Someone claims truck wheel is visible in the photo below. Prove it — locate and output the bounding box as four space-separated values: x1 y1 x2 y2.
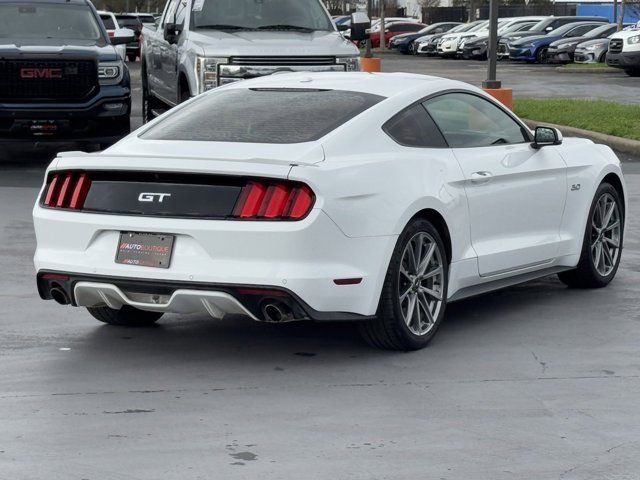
142 84 162 124
87 305 163 326
625 69 640 77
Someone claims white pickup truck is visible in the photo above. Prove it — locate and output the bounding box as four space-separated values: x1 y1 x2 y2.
606 21 640 77
140 0 361 120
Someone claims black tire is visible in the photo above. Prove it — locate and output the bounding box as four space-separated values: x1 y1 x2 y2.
179 81 191 103
141 61 161 124
87 305 163 326
624 69 640 77
127 53 137 62
558 182 624 288
359 219 449 351
536 47 548 64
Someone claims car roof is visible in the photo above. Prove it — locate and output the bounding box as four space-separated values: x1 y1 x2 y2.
221 72 474 99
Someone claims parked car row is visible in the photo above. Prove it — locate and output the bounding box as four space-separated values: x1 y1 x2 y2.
97 11 155 62
390 15 640 76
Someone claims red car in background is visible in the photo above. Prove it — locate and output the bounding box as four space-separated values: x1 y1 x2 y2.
370 22 426 48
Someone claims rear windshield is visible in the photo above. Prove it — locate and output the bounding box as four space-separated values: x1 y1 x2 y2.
0 4 103 41
141 88 385 144
100 14 115 30
116 16 142 28
137 14 155 23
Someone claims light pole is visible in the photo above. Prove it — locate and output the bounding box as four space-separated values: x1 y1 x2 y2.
482 0 500 90
365 0 373 58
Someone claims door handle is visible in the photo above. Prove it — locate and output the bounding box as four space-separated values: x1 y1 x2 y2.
470 171 493 184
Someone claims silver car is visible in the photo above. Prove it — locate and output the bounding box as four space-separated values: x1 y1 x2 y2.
575 37 611 63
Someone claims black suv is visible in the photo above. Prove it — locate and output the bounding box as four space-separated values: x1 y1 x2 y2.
0 0 133 149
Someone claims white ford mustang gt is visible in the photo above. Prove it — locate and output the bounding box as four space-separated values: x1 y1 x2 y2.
33 72 626 350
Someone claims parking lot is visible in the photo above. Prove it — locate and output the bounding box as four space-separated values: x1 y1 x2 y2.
2 58 640 479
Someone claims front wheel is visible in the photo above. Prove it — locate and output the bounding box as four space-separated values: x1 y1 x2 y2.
536 47 548 64
360 219 448 351
558 183 623 288
87 305 163 326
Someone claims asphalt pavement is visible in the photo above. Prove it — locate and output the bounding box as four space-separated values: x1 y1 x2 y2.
1 60 640 479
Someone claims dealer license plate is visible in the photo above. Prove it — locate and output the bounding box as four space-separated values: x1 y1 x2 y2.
115 232 174 269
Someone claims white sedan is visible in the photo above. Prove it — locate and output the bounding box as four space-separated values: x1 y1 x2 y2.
33 73 626 350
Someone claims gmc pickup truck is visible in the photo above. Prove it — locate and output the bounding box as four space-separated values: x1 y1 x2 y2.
0 0 134 148
140 0 361 121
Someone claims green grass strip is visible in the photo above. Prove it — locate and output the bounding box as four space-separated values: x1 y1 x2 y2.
514 98 640 141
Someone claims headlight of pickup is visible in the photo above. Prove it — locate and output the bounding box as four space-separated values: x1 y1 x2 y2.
628 35 640 45
195 56 228 93
98 61 123 85
337 56 361 71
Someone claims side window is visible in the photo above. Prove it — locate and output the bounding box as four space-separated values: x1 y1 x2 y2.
423 93 527 148
383 104 447 148
389 24 401 32
407 24 422 32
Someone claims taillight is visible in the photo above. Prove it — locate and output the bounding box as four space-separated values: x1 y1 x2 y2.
232 180 315 220
43 172 91 210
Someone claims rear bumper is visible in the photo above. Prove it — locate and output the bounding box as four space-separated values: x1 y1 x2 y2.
0 84 131 143
606 51 640 69
33 206 397 317
37 271 376 322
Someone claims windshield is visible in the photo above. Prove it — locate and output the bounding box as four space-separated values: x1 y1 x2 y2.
0 4 103 41
449 24 470 33
469 21 489 32
548 23 597 36
191 0 333 31
116 16 142 29
513 22 536 32
141 88 385 144
584 23 615 37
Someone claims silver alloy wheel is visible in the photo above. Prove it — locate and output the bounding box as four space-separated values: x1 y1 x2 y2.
398 232 444 336
591 192 621 277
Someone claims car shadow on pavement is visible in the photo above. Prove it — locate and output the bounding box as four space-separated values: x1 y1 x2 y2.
68 275 576 367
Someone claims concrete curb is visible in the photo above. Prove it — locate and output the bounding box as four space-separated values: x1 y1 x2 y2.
555 66 620 74
523 119 640 156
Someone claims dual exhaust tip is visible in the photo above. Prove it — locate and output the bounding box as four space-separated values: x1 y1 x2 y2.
50 287 70 306
261 301 295 323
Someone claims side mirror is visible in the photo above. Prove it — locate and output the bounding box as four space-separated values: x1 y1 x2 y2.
164 22 181 44
111 28 135 45
532 126 563 149
336 24 349 32
349 11 371 42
